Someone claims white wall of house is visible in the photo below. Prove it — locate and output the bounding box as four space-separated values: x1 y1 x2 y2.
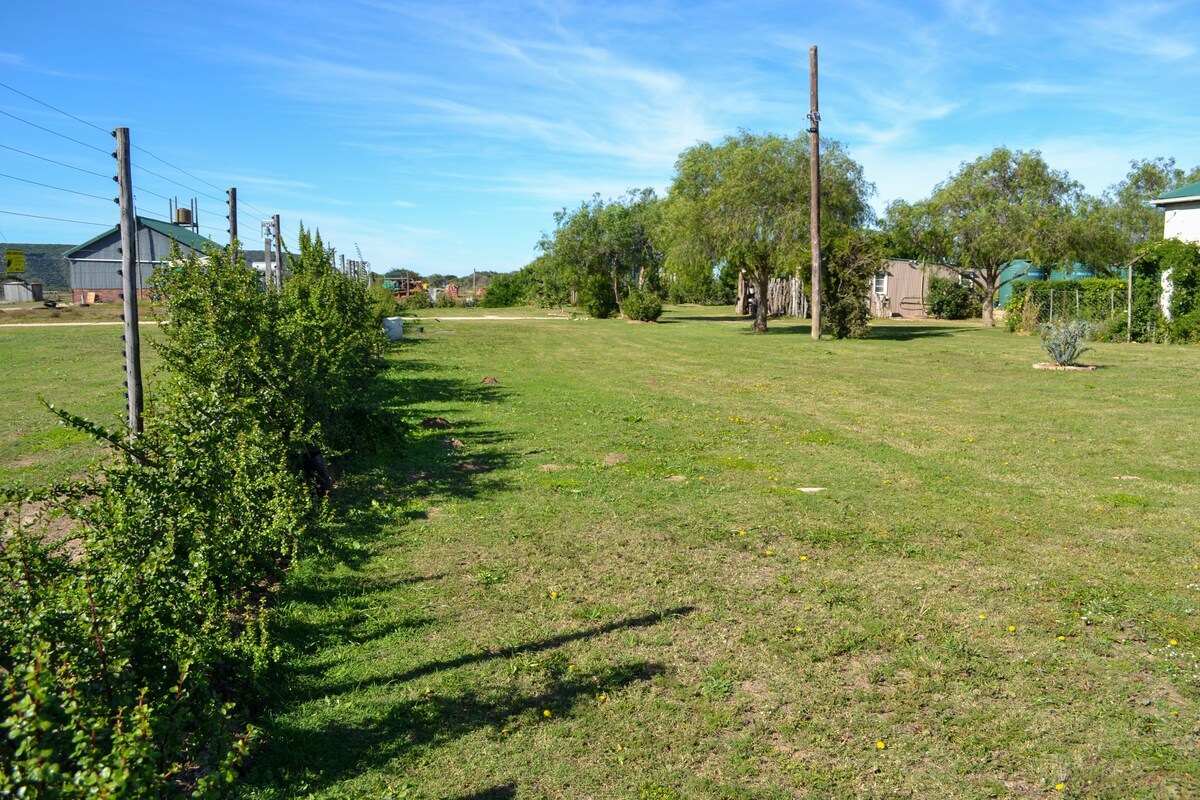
1163 201 1200 244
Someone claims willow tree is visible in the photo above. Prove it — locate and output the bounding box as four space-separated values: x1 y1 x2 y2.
662 131 873 333
886 147 1084 327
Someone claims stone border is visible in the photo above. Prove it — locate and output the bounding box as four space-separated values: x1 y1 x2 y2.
1032 363 1098 371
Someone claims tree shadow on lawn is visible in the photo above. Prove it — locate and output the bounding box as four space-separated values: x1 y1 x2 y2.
732 320 981 340
243 609 691 795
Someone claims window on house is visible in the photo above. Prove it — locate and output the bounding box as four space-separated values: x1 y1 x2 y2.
873 273 888 294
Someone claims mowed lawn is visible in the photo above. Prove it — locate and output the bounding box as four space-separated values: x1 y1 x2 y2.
5 311 1199 798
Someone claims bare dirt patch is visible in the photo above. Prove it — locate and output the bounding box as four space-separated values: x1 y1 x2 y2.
603 453 630 466
537 464 576 472
420 417 453 429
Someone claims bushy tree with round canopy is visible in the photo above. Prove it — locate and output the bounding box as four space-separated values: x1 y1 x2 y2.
884 147 1086 327
662 131 874 333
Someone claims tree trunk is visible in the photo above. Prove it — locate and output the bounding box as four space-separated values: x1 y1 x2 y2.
611 266 623 317
752 270 769 332
981 282 996 327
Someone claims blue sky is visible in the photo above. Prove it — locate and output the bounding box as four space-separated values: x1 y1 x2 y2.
4 0 1200 274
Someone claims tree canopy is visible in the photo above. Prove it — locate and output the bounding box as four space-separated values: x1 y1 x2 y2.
884 147 1086 326
536 189 663 318
662 131 874 332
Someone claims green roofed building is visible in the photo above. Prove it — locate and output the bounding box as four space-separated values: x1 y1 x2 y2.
64 217 214 304
1153 179 1200 244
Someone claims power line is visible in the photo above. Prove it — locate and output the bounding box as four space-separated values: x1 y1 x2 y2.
0 143 112 180
0 209 109 226
0 80 110 135
130 162 225 204
0 172 115 203
0 108 109 155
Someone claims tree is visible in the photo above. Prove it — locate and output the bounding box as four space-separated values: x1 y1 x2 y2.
662 131 873 333
538 189 663 318
885 147 1084 327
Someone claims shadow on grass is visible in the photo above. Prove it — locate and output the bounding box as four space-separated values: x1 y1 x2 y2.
244 609 690 795
449 787 516 800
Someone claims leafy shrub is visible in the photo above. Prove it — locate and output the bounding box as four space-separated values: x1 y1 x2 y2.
402 293 431 311
1039 320 1095 365
1 228 386 796
578 273 618 319
434 292 458 309
927 275 977 319
479 271 530 307
1169 308 1200 343
622 289 663 321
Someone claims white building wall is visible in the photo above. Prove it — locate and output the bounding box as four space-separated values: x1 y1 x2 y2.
1163 201 1200 244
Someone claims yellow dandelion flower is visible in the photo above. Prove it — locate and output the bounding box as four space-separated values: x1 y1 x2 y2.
568 664 576 670
1170 639 1178 646
978 613 986 620
1008 625 1016 632
1170 710 1179 716
501 727 510 734
1057 635 1065 641
1054 783 1064 791
876 741 886 750
599 694 607 701
800 555 808 561
794 626 803 633
550 591 559 599
543 709 552 718
764 549 773 556
738 530 747 536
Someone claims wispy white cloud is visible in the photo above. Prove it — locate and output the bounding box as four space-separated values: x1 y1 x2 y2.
1079 2 1198 61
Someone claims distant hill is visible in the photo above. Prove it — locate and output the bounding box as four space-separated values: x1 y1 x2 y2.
4 243 72 289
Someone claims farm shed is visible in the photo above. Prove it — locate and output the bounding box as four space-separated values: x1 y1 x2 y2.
64 217 214 303
869 259 962 319
1153 180 1200 244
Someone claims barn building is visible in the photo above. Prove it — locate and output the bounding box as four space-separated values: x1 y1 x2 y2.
64 217 214 303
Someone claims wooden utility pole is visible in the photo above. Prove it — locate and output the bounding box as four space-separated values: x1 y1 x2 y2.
808 45 822 340
227 187 238 258
273 214 283 287
114 127 143 437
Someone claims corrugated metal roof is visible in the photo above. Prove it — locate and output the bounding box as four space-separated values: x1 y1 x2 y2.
1156 180 1200 203
63 216 214 257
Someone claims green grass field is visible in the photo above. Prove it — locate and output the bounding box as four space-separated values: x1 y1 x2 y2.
4 310 1199 798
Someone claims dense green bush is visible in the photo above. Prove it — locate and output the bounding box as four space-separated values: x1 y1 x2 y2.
434 292 458 309
926 275 977 319
1169 309 1200 343
402 293 431 311
622 289 664 321
578 273 618 319
1 229 387 796
479 271 530 307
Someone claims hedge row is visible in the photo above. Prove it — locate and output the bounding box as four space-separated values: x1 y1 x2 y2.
1 228 392 797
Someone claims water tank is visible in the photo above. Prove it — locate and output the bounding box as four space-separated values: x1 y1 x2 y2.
174 208 193 226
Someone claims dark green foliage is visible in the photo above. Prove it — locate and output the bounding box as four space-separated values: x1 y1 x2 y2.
1 229 386 796
537 190 663 313
479 270 531 307
823 232 881 339
622 289 664 322
402 293 432 310
1169 309 1200 343
434 292 458 309
926 275 977 319
578 273 618 318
